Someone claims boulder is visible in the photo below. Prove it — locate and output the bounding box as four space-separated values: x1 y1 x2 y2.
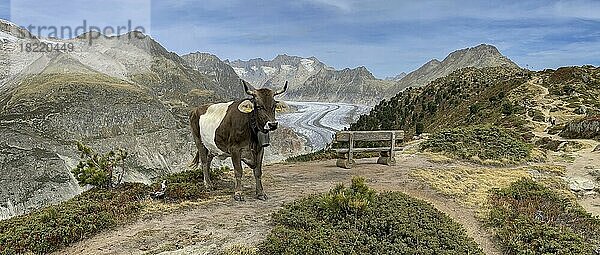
567 177 596 192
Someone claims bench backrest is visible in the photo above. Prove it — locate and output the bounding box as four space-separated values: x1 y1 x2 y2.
335 130 404 142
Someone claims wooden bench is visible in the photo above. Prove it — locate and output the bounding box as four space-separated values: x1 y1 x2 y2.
333 130 404 169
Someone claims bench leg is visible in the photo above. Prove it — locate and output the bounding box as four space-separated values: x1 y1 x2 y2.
336 153 355 169
377 151 396 166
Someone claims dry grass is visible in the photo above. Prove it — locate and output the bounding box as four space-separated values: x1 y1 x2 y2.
409 164 574 220
420 152 455 164
528 164 566 176
219 244 258 255
410 167 530 209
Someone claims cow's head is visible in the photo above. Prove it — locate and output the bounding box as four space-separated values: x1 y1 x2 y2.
238 80 287 132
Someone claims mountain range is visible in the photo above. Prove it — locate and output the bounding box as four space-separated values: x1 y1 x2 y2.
226 44 518 105
227 55 397 105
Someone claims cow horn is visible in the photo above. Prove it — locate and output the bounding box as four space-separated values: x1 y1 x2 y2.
241 79 256 97
274 81 288 96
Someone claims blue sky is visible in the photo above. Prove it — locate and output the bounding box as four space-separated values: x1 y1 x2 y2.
2 0 600 78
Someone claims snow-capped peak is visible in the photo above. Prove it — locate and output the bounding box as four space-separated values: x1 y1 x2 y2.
301 58 315 72
0 30 18 42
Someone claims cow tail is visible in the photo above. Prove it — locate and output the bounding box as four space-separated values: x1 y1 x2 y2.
190 151 200 168
189 109 201 168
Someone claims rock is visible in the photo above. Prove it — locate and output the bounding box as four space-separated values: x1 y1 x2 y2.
567 177 596 192
559 115 600 139
574 105 587 114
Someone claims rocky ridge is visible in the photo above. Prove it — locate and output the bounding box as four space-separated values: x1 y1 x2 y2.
387 44 519 94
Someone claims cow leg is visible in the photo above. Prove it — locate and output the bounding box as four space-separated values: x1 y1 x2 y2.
231 150 245 201
253 147 267 200
195 138 214 189
202 154 214 190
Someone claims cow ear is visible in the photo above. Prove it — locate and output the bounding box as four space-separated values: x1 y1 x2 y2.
275 101 288 113
238 100 254 113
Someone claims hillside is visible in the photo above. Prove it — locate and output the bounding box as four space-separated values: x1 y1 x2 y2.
227 54 394 104
352 65 600 140
387 44 519 95
0 22 305 220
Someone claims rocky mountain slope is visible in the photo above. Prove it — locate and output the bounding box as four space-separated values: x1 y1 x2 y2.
285 66 393 105
227 54 394 105
387 44 519 95
0 20 305 220
181 52 245 99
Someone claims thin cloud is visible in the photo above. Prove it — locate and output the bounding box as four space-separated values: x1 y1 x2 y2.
304 0 354 12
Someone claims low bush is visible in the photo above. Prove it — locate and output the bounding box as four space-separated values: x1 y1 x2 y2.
486 178 600 254
150 167 229 201
285 148 337 162
421 125 532 163
0 183 150 254
286 149 379 163
535 136 563 151
259 177 483 254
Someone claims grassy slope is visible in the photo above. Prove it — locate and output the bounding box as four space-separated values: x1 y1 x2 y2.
351 65 600 138
351 66 531 136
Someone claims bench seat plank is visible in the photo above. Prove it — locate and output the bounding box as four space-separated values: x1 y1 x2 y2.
334 147 403 153
335 130 404 142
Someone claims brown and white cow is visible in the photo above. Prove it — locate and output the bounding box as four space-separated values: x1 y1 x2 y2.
189 80 287 201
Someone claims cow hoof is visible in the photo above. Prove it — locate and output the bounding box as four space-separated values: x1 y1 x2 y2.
256 194 268 201
233 193 245 201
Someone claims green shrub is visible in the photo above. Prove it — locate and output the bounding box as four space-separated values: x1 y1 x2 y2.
486 178 600 254
259 177 483 254
530 109 546 122
421 125 532 163
415 122 424 135
0 183 149 254
71 142 128 189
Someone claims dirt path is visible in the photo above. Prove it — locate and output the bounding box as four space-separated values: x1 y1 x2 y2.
563 139 600 215
524 77 600 216
524 77 552 132
58 154 501 255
